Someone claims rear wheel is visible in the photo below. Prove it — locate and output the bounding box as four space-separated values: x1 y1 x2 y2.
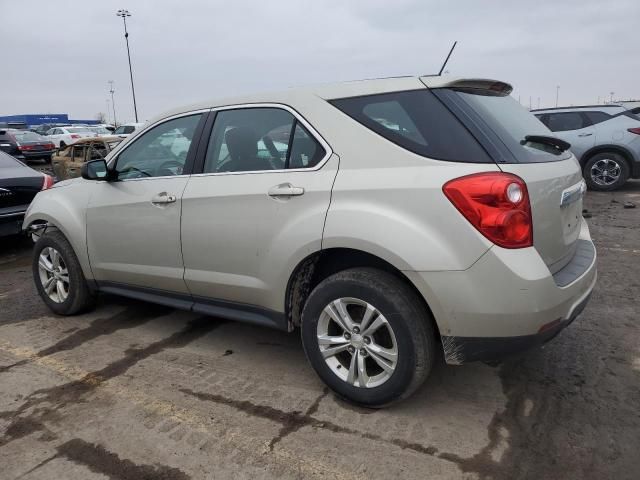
301 268 436 407
583 152 629 191
33 230 96 315
59 141 66 149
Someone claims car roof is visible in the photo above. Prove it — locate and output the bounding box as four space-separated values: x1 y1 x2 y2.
145 76 511 127
68 136 122 145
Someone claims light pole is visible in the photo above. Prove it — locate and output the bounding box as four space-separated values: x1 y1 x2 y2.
555 85 560 107
105 98 111 124
610 91 615 104
108 80 117 126
116 9 139 122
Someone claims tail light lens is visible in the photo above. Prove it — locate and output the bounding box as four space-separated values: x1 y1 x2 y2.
443 172 533 249
41 174 54 190
70 134 81 139
627 127 640 135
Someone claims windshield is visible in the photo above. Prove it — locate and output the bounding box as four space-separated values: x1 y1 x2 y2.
447 90 572 163
13 131 44 142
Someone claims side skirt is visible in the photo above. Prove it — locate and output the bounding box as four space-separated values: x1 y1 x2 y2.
97 281 288 331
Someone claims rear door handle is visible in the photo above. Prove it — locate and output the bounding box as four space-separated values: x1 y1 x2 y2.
268 183 305 197
151 192 177 205
577 133 593 137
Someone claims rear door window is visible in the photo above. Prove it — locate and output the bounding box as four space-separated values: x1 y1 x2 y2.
583 111 612 125
330 90 491 163
545 112 588 132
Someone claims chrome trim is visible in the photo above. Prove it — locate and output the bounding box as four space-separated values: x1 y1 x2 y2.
108 103 334 180
560 180 586 208
0 210 26 218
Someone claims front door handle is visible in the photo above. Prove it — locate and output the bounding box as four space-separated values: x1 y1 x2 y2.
577 133 593 137
268 183 305 197
151 192 177 205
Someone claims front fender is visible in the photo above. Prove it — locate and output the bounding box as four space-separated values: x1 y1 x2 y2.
23 181 94 281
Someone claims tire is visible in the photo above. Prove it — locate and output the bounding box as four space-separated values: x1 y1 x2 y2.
301 268 436 407
59 142 66 149
33 230 96 315
583 152 630 191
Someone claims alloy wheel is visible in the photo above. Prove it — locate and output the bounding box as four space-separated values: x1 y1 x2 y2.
590 158 621 186
317 297 398 388
38 247 70 303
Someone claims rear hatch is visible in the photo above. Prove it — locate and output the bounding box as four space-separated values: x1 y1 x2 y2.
426 78 584 273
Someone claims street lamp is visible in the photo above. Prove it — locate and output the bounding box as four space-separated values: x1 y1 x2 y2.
610 91 615 104
116 9 139 122
555 85 560 107
108 80 117 126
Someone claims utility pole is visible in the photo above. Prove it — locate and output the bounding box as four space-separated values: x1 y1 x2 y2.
108 80 117 126
555 85 560 107
105 99 111 124
610 91 615 104
117 9 139 122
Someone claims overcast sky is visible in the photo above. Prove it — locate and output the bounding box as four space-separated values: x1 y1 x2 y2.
2 0 638 123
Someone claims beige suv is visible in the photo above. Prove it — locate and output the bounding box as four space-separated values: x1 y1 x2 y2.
24 77 597 406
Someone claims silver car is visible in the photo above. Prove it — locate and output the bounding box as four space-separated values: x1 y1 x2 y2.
24 76 597 406
533 105 640 190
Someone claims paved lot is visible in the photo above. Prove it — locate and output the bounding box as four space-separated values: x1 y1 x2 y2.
0 182 638 480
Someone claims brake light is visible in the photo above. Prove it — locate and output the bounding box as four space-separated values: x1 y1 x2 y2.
41 174 54 190
627 127 640 135
18 144 33 151
70 134 81 139
47 143 55 149
443 172 533 249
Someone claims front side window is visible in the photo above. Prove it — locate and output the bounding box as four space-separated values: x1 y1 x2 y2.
203 108 326 173
115 114 202 180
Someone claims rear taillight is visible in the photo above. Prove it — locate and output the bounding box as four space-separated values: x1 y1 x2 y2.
627 127 640 135
41 174 54 190
443 172 533 249
70 134 81 139
47 143 55 149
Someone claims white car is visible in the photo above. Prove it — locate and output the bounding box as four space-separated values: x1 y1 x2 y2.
113 122 145 138
45 126 97 148
86 126 115 138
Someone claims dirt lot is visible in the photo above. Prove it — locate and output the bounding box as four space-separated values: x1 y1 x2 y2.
0 182 638 480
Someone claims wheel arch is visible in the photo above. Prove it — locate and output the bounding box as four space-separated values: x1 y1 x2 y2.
285 247 442 342
579 144 635 168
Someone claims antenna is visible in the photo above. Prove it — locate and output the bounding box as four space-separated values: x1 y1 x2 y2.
438 41 457 76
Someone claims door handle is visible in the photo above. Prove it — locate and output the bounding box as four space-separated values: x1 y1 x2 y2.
268 183 305 197
577 133 593 137
151 192 177 205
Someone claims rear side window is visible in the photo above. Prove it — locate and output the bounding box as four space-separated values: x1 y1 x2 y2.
584 111 612 125
330 90 491 163
546 112 588 132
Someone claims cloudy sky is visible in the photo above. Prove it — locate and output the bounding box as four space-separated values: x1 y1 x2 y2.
2 0 638 123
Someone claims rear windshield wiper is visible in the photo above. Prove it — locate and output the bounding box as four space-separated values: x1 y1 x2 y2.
521 135 571 152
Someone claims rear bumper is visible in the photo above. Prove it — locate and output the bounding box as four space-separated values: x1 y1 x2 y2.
406 218 597 364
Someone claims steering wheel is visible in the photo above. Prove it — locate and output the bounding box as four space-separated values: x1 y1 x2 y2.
262 135 285 169
156 160 184 177
118 165 152 179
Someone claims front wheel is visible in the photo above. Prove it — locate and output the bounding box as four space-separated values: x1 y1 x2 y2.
33 230 96 315
301 268 436 407
583 152 629 191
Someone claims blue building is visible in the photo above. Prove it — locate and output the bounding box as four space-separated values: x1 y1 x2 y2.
0 113 99 128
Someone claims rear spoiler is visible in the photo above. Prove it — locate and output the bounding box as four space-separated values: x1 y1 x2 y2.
420 77 513 97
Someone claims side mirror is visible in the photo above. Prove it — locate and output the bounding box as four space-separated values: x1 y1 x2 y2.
81 159 110 181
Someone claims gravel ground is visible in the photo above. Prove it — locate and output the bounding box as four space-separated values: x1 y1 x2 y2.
0 181 638 480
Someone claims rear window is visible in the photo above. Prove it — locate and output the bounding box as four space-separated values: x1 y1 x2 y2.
446 91 571 163
330 90 492 163
13 131 42 142
67 127 92 133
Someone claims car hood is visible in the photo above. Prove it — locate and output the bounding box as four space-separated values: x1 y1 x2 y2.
53 177 83 189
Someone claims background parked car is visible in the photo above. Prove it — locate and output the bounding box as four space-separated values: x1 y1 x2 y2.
113 122 144 138
0 151 53 237
533 105 640 190
45 126 97 148
52 136 122 180
0 129 56 163
86 125 115 137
